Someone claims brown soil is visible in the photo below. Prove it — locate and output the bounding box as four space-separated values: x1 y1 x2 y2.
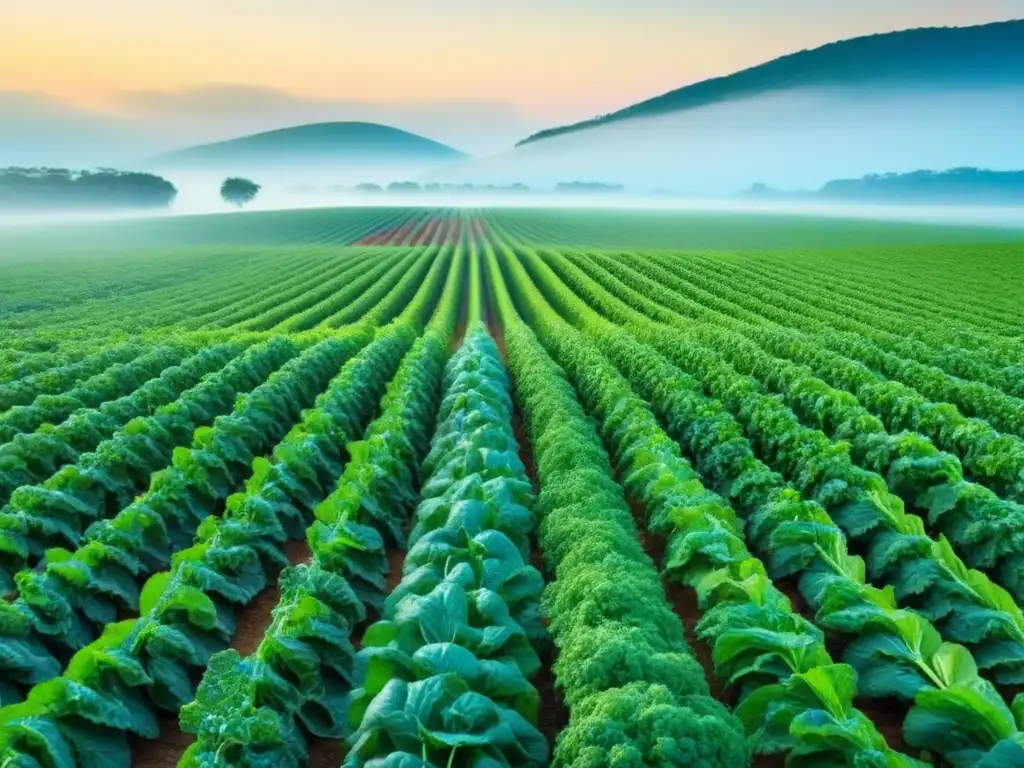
414 217 442 247
627 499 725 702
509 385 568 750
387 216 420 246
386 546 406 593
468 216 491 243
353 229 392 246
230 539 312 656
854 697 913 756
306 736 348 768
512 412 537 492
534 642 569 747
405 217 431 246
354 213 422 247
130 713 193 768
131 539 314 768
452 322 467 352
433 216 453 247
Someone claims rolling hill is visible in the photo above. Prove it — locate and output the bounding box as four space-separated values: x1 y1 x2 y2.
422 19 1024 195
150 121 467 170
519 18 1024 146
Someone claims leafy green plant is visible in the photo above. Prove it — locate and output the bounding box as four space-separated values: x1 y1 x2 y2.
179 246 465 767
346 323 548 767
483 244 749 767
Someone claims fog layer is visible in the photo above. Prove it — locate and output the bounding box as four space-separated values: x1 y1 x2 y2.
424 85 1024 193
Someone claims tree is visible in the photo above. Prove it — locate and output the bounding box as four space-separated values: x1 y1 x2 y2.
220 177 260 208
386 181 421 193
0 167 177 210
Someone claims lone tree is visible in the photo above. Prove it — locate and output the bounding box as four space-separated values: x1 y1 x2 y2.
220 177 260 208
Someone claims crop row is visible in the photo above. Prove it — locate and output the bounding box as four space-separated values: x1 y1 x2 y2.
177 241 466 766
488 231 1024 765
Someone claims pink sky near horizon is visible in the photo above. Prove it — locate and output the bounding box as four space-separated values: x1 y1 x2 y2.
3 0 1022 122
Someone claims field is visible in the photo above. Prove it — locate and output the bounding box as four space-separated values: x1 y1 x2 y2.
1 206 1024 768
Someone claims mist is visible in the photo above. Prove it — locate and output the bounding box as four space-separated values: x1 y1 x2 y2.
4 190 1024 238
4 81 1024 231
423 85 1024 194
0 88 542 168
139 83 1024 224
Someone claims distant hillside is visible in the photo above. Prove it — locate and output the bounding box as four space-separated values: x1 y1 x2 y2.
519 19 1024 146
746 167 1024 204
151 122 467 170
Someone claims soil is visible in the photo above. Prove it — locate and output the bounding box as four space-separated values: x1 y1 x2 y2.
131 539 312 768
131 714 193 768
415 217 440 246
353 228 391 246
508 368 569 750
469 216 491 242
386 545 406 593
306 737 348 768
627 499 725 702
230 539 312 656
533 641 570 747
452 322 467 352
485 310 569 751
387 217 419 246
434 216 453 247
854 696 914 756
405 217 431 246
354 214 421 247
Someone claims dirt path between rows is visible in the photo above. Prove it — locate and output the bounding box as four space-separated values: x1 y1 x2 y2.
627 499 724 701
131 539 312 768
515 410 568 747
494 304 570 748
231 539 312 655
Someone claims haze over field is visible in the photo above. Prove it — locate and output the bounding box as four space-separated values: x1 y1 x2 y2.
427 85 1024 193
2 2 1024 222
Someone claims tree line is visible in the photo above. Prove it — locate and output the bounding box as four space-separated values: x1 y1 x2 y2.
353 181 623 194
0 168 177 210
747 167 1024 203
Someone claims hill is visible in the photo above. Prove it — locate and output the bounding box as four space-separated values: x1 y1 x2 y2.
746 167 1024 204
519 19 1024 146
150 122 467 170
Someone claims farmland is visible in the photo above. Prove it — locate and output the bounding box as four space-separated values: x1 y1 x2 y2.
1 206 1024 768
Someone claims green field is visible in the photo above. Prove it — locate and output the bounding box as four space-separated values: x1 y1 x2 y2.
1 206 1024 768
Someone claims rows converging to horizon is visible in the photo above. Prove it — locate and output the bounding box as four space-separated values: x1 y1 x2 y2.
0 207 1023 767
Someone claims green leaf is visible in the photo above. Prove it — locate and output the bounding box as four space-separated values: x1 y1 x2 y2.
905 677 1017 765
138 571 171 616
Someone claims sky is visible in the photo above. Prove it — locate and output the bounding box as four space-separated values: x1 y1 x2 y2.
1 0 1022 157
